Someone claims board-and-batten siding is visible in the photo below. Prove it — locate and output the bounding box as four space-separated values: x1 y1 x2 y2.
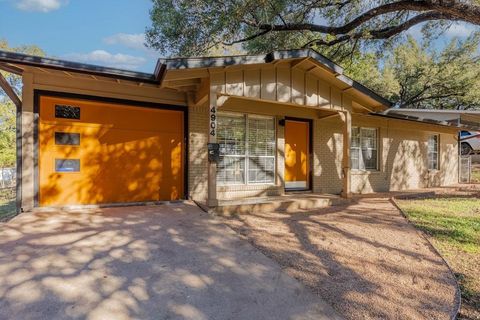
210 65 345 111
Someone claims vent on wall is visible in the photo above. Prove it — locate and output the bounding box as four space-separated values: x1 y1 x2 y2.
55 105 80 119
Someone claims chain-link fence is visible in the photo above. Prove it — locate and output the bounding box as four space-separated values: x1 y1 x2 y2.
459 156 471 183
0 167 15 189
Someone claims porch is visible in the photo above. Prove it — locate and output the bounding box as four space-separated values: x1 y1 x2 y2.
211 193 350 216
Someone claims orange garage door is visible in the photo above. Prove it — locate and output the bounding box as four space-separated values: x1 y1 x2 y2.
38 95 185 206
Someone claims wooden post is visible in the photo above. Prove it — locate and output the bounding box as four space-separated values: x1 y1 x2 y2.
207 89 218 207
341 111 351 198
0 72 21 108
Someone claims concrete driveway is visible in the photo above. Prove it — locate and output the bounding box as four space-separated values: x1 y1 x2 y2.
0 202 341 320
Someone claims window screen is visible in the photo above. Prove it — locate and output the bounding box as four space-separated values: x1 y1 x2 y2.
247 117 275 183
55 132 80 146
428 135 439 170
351 127 378 170
217 114 246 184
217 113 275 185
55 105 80 119
55 159 80 172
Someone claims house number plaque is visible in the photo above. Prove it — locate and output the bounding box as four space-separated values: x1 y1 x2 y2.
209 105 217 138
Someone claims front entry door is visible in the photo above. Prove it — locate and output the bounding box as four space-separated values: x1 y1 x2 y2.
284 119 310 190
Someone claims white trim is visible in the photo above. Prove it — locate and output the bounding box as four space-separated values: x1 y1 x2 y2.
216 112 277 186
351 126 379 171
285 181 307 189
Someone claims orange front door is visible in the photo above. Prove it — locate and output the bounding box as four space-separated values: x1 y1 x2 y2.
38 95 184 206
284 120 310 190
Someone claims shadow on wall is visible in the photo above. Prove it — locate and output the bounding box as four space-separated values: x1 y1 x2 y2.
385 138 424 191
39 125 183 206
37 101 185 206
354 133 427 194
316 120 343 195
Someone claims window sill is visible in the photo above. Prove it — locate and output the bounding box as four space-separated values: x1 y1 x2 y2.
217 183 279 190
351 169 382 175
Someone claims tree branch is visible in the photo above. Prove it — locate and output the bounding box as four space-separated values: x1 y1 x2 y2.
236 0 480 49
257 0 435 35
222 29 271 46
304 11 456 47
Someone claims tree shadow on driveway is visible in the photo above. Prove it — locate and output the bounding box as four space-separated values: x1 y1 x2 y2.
0 202 340 320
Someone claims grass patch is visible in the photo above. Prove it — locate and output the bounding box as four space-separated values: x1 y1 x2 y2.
0 188 16 220
472 165 480 183
397 197 480 320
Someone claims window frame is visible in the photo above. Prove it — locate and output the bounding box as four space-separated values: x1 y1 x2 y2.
351 126 379 171
216 113 246 185
427 134 440 171
217 112 276 186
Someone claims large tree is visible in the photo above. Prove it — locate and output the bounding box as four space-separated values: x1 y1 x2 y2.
146 0 480 56
350 34 480 110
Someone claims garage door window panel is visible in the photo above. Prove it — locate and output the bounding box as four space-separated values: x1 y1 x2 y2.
55 132 80 146
55 105 80 120
55 159 80 172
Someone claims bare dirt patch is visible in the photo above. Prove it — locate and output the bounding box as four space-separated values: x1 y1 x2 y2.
218 197 459 320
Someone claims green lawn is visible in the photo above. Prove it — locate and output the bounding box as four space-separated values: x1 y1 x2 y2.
0 188 16 221
397 197 480 320
472 164 480 183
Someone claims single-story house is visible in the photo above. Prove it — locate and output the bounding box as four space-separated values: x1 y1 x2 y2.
0 49 468 212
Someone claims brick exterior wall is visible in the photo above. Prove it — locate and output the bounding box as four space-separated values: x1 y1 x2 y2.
350 115 459 194
188 104 209 202
313 116 344 194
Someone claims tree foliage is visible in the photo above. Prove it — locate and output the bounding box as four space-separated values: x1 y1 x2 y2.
349 34 480 109
0 40 45 168
146 0 480 57
0 101 15 167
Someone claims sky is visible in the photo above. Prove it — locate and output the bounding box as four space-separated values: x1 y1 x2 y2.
0 0 158 72
0 0 478 74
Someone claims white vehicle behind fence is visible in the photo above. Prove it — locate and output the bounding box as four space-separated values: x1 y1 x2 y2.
0 167 15 189
460 131 480 155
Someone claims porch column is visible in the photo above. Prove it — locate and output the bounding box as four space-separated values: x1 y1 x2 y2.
21 72 35 211
207 89 218 207
340 111 352 198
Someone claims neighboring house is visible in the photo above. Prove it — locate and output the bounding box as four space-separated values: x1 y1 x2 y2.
0 49 471 212
386 108 480 155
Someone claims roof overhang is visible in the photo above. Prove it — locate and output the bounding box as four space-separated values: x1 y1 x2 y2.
384 108 480 130
0 50 162 84
370 111 480 131
159 49 393 109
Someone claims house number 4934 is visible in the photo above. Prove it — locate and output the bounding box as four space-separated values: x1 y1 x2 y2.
209 106 216 137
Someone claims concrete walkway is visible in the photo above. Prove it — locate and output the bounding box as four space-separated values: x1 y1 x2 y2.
0 202 341 320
